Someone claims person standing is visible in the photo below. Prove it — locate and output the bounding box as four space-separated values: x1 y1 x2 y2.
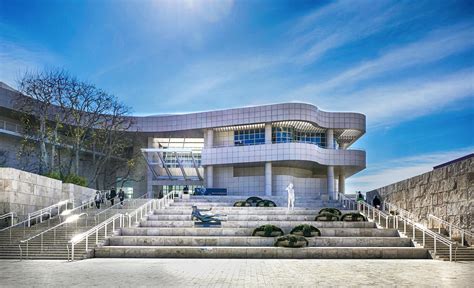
109 187 117 206
94 191 101 209
372 195 381 209
118 189 125 206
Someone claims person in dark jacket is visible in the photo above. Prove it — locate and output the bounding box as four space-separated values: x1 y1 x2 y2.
356 191 364 202
373 195 381 208
94 191 101 209
118 189 125 206
109 188 117 206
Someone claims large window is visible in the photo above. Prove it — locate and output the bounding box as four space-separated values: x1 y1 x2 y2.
272 127 293 143
272 127 327 148
234 129 265 146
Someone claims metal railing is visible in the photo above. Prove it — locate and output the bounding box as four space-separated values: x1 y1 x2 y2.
428 214 473 246
0 212 17 228
336 192 357 210
94 193 149 224
59 197 95 220
357 201 392 229
19 212 88 260
362 199 457 261
68 213 123 261
28 199 72 227
67 191 176 261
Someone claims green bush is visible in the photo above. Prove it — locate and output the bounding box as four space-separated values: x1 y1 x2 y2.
290 224 321 237
315 212 340 221
274 235 309 248
318 208 342 216
62 174 87 187
233 200 251 207
341 212 367 222
245 196 263 206
43 171 61 180
256 200 277 207
252 224 285 237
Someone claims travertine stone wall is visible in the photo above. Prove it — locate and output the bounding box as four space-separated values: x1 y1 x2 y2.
62 183 96 204
368 156 473 243
0 168 96 221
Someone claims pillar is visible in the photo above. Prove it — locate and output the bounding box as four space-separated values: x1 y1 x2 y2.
205 129 214 188
206 129 214 148
265 162 272 196
327 166 334 200
326 128 334 149
338 172 345 195
206 166 213 188
265 123 272 144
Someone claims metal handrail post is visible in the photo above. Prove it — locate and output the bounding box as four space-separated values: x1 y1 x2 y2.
412 224 415 240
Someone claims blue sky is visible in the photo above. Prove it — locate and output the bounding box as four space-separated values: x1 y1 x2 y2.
1 0 473 193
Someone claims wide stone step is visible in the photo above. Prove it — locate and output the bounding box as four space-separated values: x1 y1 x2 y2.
153 209 357 215
160 206 339 211
94 246 429 259
108 236 412 247
121 227 399 237
147 214 360 221
139 220 376 228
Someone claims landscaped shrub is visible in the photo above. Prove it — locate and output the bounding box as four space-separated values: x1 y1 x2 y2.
245 196 263 206
318 208 342 216
256 200 277 207
62 174 88 187
252 224 285 237
314 212 340 221
290 224 321 237
274 235 309 248
233 200 252 207
341 212 367 222
43 171 61 181
43 172 88 187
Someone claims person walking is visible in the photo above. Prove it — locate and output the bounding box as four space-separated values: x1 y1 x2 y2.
356 191 364 202
372 195 381 209
94 191 102 209
109 187 117 206
118 189 125 206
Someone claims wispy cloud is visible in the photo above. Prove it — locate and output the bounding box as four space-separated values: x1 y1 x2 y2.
346 146 474 192
289 0 404 65
305 22 474 93
0 40 58 87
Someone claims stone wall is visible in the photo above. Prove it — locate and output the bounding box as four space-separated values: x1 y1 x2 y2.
62 183 96 204
367 156 473 244
0 168 63 221
0 168 96 223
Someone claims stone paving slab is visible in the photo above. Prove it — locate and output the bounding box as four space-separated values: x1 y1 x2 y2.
1 259 472 287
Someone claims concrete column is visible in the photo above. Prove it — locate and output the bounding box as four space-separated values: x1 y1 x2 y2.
206 129 214 148
206 166 213 188
327 165 334 200
338 172 345 195
265 123 272 144
265 162 272 196
327 129 334 149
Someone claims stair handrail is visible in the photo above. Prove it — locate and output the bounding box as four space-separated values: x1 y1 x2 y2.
395 211 457 261
67 191 174 261
0 212 16 228
19 212 88 260
337 192 357 210
26 199 73 227
68 213 123 261
357 201 392 229
373 200 457 261
428 214 473 245
93 193 149 224
59 197 95 219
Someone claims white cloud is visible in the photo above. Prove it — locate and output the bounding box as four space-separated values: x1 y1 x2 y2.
0 41 58 88
303 23 474 93
346 147 474 193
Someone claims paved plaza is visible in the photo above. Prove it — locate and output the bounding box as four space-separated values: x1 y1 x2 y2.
0 259 472 287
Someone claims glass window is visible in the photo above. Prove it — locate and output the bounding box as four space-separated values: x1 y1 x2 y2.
233 128 265 146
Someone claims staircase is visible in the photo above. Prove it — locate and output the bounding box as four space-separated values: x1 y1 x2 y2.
0 199 148 259
95 196 429 259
